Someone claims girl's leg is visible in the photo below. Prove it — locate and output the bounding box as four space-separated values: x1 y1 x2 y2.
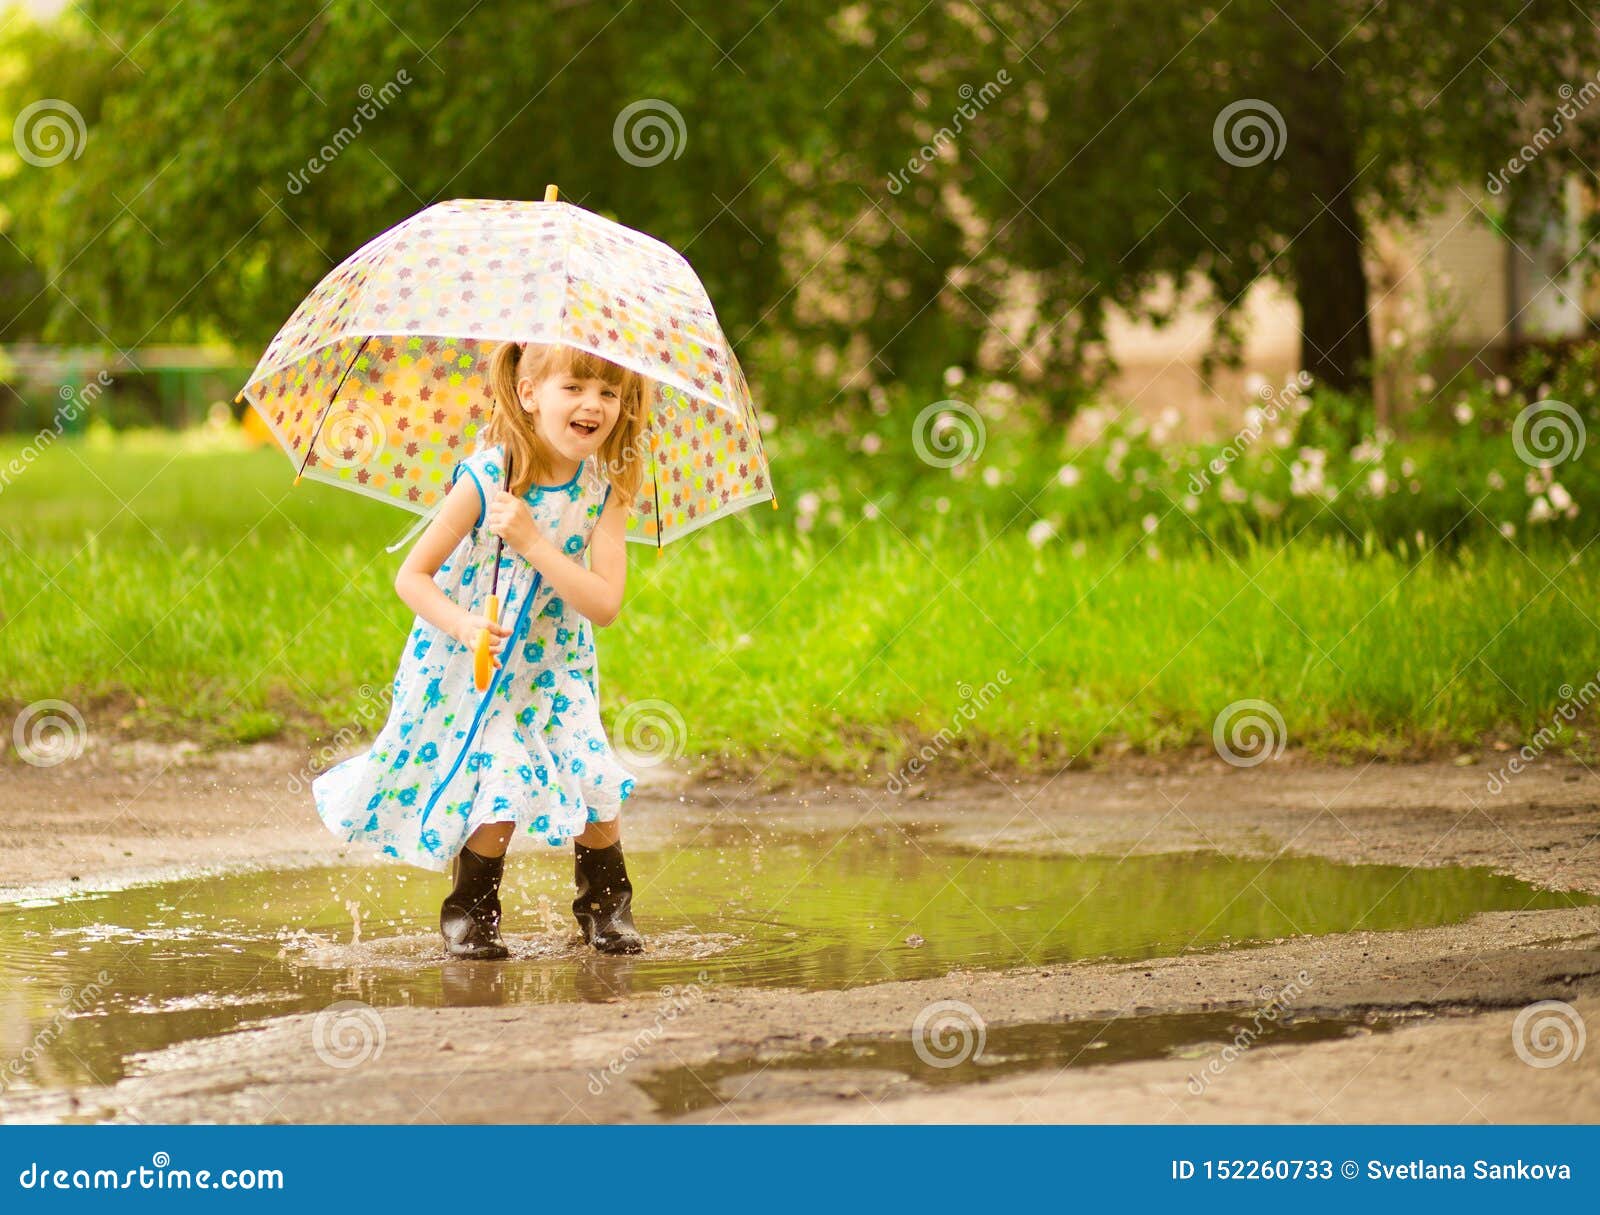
575 817 620 848
464 821 515 857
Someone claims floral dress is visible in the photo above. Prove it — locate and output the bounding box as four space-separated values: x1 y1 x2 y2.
312 443 636 872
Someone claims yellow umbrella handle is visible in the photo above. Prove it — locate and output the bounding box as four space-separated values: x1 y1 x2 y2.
473 594 500 691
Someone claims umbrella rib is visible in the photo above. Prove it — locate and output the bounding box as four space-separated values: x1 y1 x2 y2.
297 334 374 481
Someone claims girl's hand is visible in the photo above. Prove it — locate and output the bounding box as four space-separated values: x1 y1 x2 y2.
452 611 512 663
486 491 549 561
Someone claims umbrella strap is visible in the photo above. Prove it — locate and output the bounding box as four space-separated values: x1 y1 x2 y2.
384 507 439 554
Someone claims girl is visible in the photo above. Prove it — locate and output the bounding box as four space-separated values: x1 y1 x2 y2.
312 339 651 960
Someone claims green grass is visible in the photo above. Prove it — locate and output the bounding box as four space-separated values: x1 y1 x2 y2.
2 432 1598 778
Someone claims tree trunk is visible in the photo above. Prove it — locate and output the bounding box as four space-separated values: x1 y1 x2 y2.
1288 64 1373 405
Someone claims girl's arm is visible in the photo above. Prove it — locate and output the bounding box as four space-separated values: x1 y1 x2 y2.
395 478 513 663
486 488 628 626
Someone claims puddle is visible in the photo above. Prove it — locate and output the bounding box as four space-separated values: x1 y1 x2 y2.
0 830 1591 1093
637 1008 1421 1117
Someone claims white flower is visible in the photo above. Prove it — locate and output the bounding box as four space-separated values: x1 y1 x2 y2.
934 496 950 513
1070 539 1088 559
1494 375 1511 395
1141 513 1159 534
862 502 881 520
1400 458 1415 477
1486 470 1505 490
982 466 1002 487
1056 464 1081 487
1220 478 1247 504
1182 494 1200 513
1528 495 1553 523
1366 468 1389 496
1453 401 1474 425
1548 483 1572 512
1418 374 1436 394
1499 522 1516 538
796 491 820 515
943 366 966 387
1026 519 1056 548
860 433 882 455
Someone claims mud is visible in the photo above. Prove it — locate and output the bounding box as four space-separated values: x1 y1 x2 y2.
1 743 1597 1123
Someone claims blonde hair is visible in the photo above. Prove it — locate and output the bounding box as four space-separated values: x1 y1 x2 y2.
484 340 651 504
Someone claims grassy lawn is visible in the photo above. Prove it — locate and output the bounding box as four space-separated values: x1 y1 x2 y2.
1 432 1596 777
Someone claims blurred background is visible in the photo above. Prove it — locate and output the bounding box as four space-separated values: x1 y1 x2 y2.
2 0 1599 776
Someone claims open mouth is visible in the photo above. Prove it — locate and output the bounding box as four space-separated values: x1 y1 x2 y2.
569 419 600 438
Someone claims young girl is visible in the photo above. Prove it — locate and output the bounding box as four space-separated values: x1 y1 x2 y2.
312 339 651 960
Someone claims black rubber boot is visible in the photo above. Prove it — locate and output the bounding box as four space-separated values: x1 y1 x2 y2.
572 841 645 954
440 844 511 960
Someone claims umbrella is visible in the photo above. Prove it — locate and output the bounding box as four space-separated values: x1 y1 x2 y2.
237 184 776 686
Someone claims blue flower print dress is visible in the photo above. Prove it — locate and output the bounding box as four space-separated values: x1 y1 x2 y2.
312 443 637 872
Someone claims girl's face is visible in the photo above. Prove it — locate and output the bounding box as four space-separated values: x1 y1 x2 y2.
517 369 622 463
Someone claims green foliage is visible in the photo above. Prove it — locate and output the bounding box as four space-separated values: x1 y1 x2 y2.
0 2 1591 408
